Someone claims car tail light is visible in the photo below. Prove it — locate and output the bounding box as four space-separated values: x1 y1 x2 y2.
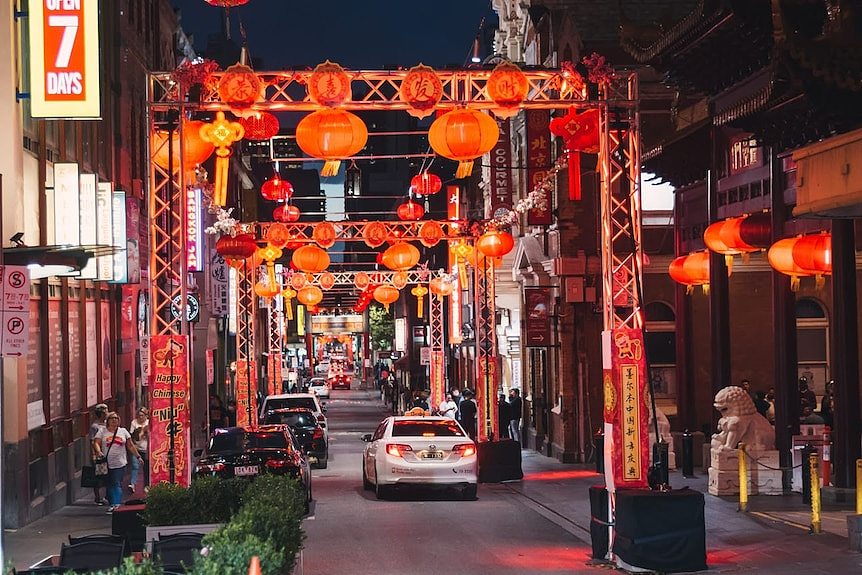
312 427 324 440
386 443 413 457
196 462 225 473
265 459 291 469
452 443 476 457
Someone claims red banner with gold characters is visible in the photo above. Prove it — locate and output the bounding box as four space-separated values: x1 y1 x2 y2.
149 335 191 486
430 350 445 410
236 359 258 429
526 109 552 226
602 328 650 490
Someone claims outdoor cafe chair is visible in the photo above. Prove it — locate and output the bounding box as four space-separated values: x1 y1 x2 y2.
58 540 124 570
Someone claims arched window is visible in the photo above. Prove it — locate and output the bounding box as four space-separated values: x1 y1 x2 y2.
796 298 829 397
645 301 676 400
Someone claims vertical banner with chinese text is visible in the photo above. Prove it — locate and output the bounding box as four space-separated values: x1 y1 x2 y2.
526 110 552 225
236 359 258 428
602 328 650 490
490 119 513 216
149 335 191 486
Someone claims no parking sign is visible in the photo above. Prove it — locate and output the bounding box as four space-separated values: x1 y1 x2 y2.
0 266 30 357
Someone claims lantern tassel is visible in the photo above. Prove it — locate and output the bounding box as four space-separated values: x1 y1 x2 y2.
791 276 800 292
417 296 424 318
702 283 710 295
724 254 734 276
284 299 293 321
458 259 468 287
213 154 230 206
815 274 825 290
568 150 582 201
321 160 341 177
685 285 694 295
455 160 474 179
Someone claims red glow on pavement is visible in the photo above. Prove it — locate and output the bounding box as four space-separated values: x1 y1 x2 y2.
523 469 598 481
706 550 736 565
491 546 592 570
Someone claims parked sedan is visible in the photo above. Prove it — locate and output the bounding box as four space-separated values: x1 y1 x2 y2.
308 377 331 399
263 408 328 469
361 416 478 500
194 426 312 511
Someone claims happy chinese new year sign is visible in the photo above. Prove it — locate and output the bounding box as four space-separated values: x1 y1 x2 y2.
602 328 650 490
28 0 101 118
149 335 191 486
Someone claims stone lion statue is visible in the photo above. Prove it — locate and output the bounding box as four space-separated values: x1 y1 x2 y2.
711 385 775 452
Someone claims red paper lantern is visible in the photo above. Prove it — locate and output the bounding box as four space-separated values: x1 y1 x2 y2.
261 176 294 202
668 252 711 294
273 204 301 223
397 200 425 221
216 234 257 263
549 108 599 201
476 230 515 258
373 284 400 311
151 120 215 172
239 112 279 141
296 109 368 177
296 286 324 307
792 233 831 275
410 172 442 195
292 245 330 273
429 277 453 298
768 237 812 291
382 242 420 271
428 109 499 178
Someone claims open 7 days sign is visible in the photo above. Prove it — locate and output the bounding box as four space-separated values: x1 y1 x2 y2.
28 0 101 119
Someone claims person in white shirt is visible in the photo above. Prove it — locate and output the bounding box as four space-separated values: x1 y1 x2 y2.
128 408 149 494
94 412 143 512
438 393 457 419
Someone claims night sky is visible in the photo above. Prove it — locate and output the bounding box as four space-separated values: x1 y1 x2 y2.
172 0 497 69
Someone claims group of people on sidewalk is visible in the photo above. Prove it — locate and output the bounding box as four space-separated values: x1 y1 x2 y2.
87 403 150 512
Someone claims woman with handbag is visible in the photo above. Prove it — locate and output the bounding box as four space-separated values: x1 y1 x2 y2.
94 411 144 512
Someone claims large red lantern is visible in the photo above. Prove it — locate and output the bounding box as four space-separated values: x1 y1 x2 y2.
382 242 420 271
410 172 442 195
239 112 279 141
668 251 711 294
792 232 831 288
216 234 257 265
296 109 368 177
273 204 301 223
151 120 215 172
261 176 294 202
768 237 812 292
292 245 330 273
428 109 499 178
397 200 425 221
373 284 400 311
549 108 599 201
476 230 515 258
296 286 324 307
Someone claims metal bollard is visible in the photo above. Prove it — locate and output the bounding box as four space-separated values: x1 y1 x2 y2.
738 442 748 512
802 443 813 504
810 452 821 534
594 428 604 474
682 429 695 478
856 459 862 515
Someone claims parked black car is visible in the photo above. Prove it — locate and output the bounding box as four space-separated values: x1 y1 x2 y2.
263 408 328 469
194 426 312 510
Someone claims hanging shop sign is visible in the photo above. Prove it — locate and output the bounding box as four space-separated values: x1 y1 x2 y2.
526 110 552 225
187 187 202 272
395 318 407 353
209 253 229 317
489 119 512 217
235 359 258 429
78 173 97 279
602 328 650 490
54 163 80 246
28 0 101 118
149 334 191 486
524 287 551 346
110 189 128 283
170 293 200 323
95 182 113 280
447 184 463 344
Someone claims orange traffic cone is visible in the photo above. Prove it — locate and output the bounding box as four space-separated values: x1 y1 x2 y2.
248 555 261 575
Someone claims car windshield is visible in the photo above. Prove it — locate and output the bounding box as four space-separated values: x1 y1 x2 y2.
208 431 290 453
392 420 465 437
266 397 317 412
265 412 317 427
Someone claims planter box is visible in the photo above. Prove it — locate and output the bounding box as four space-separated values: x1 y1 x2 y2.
145 523 222 550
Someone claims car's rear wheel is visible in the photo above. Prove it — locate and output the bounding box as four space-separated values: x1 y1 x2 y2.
316 456 328 469
462 483 477 500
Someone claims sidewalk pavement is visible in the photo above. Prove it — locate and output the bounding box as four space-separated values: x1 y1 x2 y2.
6 448 862 573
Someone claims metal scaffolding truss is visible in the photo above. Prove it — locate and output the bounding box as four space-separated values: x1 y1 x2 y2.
286 270 434 287
235 262 257 370
148 69 588 112
254 220 469 243
474 258 498 442
428 291 445 408
267 299 282 396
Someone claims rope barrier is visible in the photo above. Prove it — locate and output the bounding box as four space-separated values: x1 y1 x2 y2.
739 446 804 471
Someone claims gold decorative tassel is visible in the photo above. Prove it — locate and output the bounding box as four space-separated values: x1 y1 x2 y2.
458 258 468 287
417 296 424 318
725 254 734 276
815 274 825 290
791 276 800 292
455 160 474 179
213 152 230 206
321 160 341 177
702 284 710 295
686 285 694 295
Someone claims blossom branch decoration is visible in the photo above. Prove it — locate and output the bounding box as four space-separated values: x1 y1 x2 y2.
204 207 239 237
488 154 567 229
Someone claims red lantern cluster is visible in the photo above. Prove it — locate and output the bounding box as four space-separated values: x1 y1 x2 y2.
239 112 280 141
410 172 442 195
261 176 294 202
397 200 425 221
273 204 301 223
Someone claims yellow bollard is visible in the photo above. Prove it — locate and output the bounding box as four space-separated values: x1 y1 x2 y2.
856 459 862 515
738 442 748 512
810 452 821 534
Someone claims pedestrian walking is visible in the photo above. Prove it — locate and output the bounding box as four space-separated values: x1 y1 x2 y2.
88 403 109 505
497 394 510 440
208 393 226 432
94 412 143 512
128 408 149 494
438 393 457 419
459 389 478 440
508 388 523 444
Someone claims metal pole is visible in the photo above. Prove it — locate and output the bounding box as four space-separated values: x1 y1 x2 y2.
166 112 177 484
738 443 748 512
0 173 6 567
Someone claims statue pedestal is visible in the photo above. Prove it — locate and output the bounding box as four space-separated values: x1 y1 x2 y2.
708 448 783 496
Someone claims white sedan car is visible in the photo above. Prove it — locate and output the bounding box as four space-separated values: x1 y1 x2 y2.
308 377 330 399
361 416 478 500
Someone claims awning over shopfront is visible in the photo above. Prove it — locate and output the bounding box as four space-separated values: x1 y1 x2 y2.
1 244 119 279
793 127 862 218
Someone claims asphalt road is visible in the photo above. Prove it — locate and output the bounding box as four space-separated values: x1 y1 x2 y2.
298 388 590 575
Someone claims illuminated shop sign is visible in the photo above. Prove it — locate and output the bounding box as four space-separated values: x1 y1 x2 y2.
28 0 101 118
53 163 80 245
78 173 97 279
111 189 127 283
96 182 113 280
187 187 202 271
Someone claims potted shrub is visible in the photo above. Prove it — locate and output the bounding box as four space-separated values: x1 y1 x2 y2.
144 476 247 542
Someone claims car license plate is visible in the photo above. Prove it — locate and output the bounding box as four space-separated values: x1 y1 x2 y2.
235 465 259 476
422 452 443 459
